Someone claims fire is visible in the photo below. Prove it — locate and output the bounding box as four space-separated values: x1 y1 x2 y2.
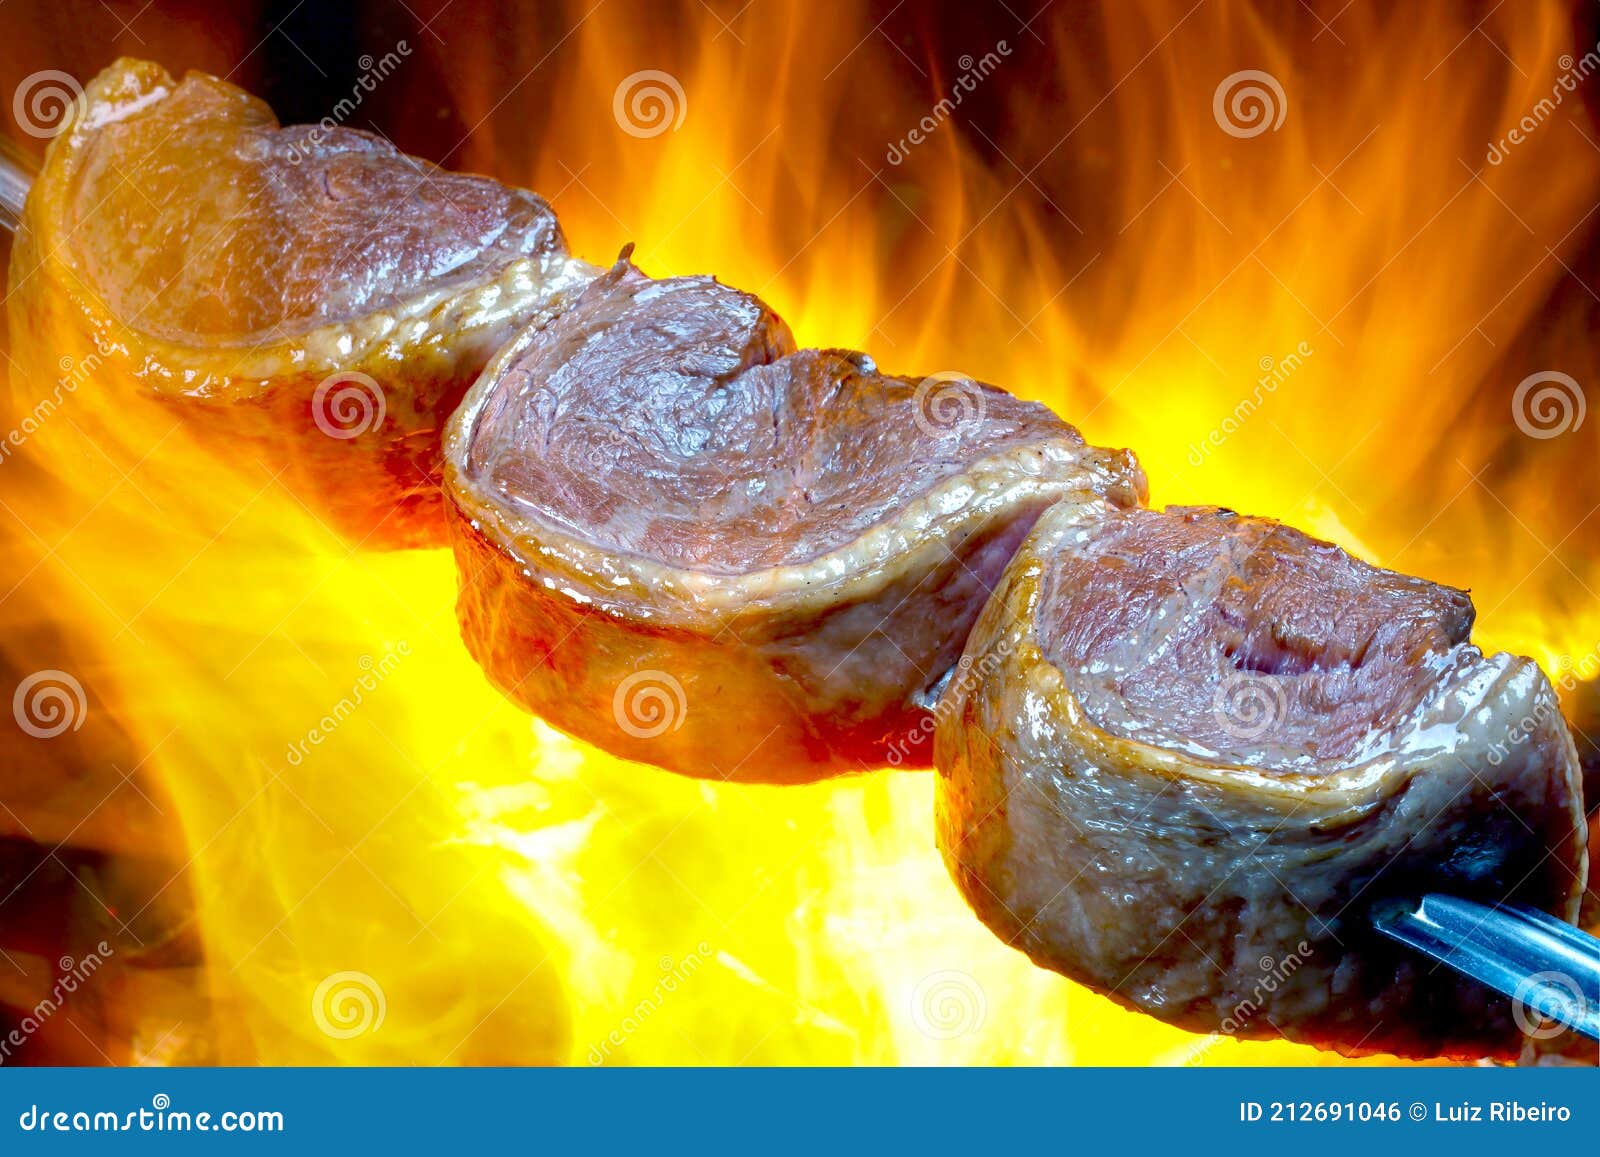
2 1 1596 1065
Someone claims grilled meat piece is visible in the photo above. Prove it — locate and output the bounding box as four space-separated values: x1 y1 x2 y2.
935 500 1588 1059
6 58 591 548
1559 677 1600 929
446 256 1145 782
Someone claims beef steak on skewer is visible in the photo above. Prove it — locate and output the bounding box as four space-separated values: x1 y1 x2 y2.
7 58 593 548
935 500 1588 1059
446 255 1145 783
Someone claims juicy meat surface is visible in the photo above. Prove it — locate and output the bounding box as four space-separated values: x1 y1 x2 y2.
464 258 1096 572
447 256 1146 782
1038 505 1476 767
74 68 565 344
464 255 796 567
935 499 1588 1060
12 58 589 549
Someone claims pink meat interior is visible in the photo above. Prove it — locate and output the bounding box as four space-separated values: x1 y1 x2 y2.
74 72 565 343
1036 505 1477 769
464 259 1086 573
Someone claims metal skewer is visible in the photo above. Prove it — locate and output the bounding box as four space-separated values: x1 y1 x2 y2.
1375 893 1600 1042
0 143 36 233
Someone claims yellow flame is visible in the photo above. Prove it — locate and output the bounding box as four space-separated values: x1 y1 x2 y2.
4 0 1597 1065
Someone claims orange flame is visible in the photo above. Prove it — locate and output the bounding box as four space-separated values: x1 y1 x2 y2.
2 0 1597 1065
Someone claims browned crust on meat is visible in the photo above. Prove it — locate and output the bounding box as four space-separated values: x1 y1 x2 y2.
934 501 1588 1060
447 457 1140 780
10 58 592 548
